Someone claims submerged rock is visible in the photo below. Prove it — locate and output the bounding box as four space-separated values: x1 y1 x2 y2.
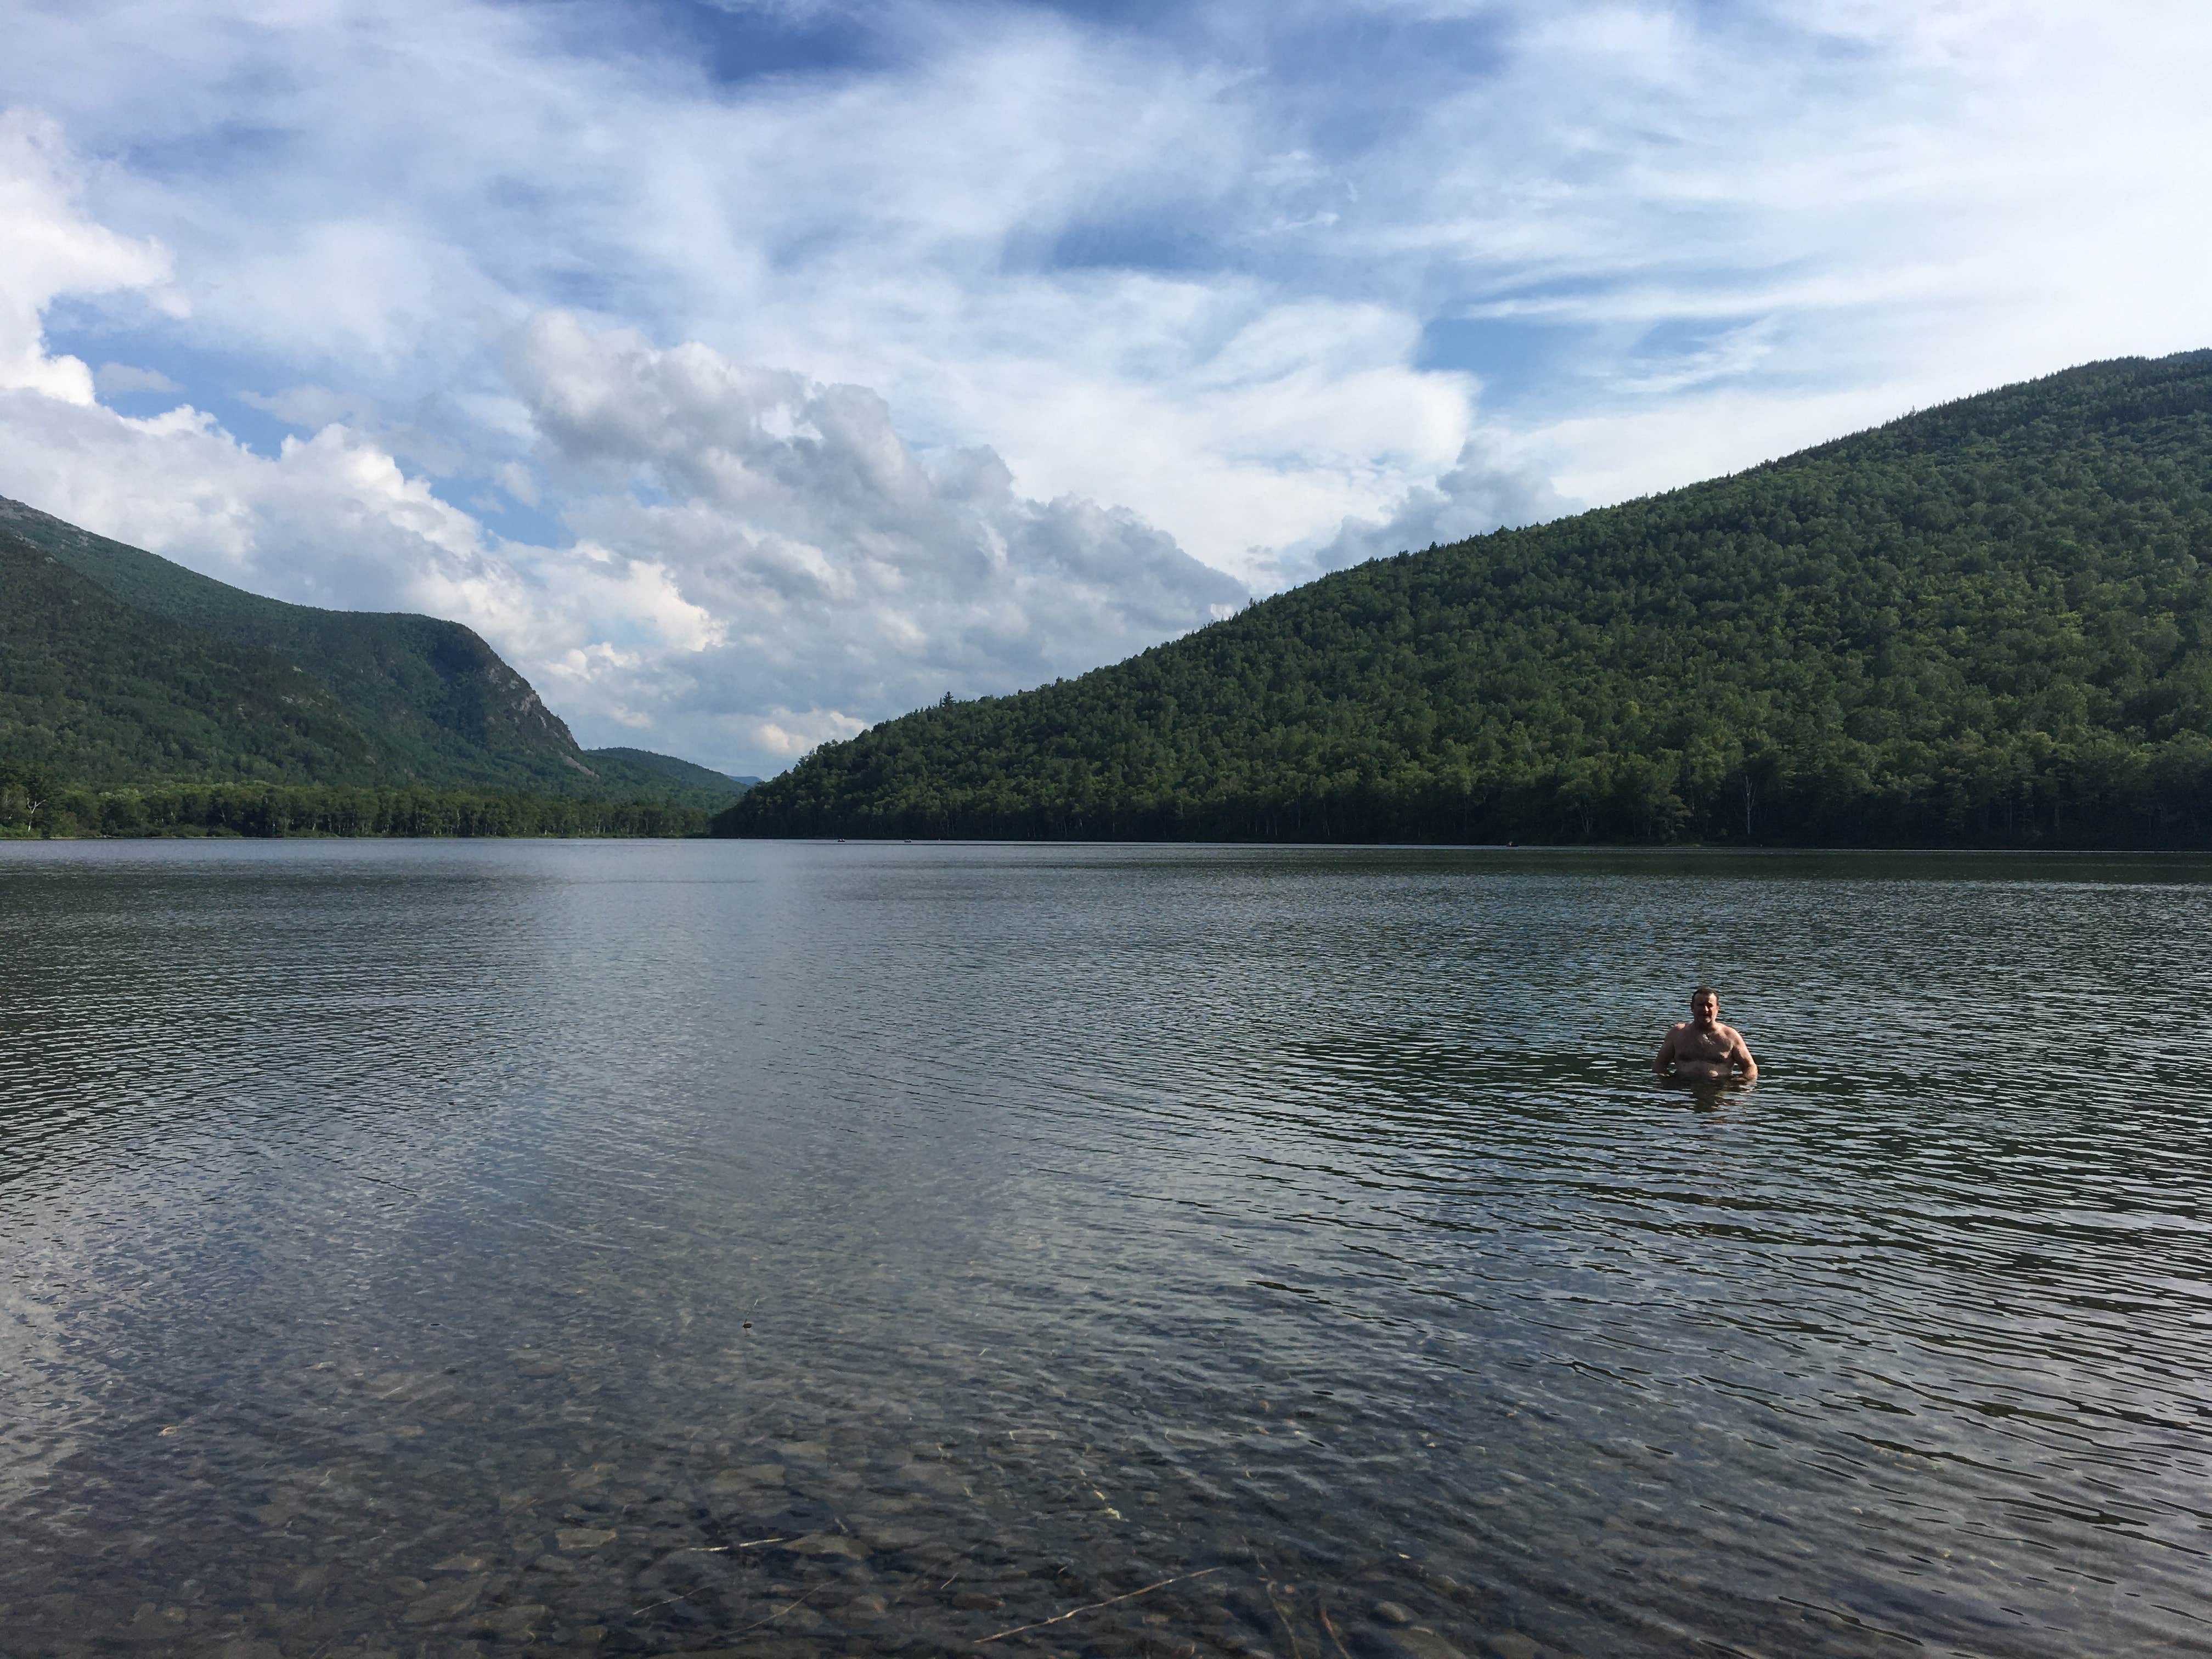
471 1601 548 1638
1385 1629 1470 1659
857 1522 932 1550
787 1533 870 1559
400 1574 487 1624
708 1465 785 1492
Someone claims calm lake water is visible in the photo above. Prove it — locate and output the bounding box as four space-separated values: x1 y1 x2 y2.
2 840 2208 1659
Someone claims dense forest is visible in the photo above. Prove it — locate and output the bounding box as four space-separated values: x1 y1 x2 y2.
0 495 744 806
0 764 709 840
720 350 2212 847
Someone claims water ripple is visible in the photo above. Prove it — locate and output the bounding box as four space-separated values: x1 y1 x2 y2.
1 840 2208 1657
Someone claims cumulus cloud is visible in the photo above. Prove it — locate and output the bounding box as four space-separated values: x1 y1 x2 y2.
0 109 177 404
510 313 1245 757
4 391 501 614
1300 437 1574 577
0 1 1488 591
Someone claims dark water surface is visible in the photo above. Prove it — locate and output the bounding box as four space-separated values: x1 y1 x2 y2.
2 841 2208 1659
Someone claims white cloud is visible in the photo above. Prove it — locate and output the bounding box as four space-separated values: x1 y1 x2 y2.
0 2 1496 586
1355 0 2212 495
0 109 177 405
754 708 871 758
1299 436 1573 577
3 391 496 612
92 361 180 396
509 312 1246 756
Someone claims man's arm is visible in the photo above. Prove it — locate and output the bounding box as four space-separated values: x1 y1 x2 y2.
1652 1024 1679 1075
1731 1030 1758 1081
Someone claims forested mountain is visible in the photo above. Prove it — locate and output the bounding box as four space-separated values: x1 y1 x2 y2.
583 747 755 795
720 350 2212 847
0 496 739 805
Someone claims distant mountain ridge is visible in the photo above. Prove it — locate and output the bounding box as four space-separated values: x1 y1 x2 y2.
0 496 743 803
720 349 2212 847
582 747 756 795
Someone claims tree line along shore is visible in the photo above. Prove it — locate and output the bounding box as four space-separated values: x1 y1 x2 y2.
0 770 712 840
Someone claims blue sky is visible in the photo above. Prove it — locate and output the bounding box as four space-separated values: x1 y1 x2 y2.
3 0 2209 774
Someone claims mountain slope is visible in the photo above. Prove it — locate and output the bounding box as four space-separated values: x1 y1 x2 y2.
0 534 387 783
0 498 733 802
720 350 2212 847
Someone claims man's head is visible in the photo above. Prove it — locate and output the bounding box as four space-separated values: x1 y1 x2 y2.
1690 986 1719 1025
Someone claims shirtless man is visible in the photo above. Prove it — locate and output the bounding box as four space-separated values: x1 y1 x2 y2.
1653 986 1757 1085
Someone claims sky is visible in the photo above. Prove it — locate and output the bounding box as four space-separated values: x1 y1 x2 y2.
2 1 2209 776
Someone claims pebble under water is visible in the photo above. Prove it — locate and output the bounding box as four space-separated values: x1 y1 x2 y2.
1 839 2208 1659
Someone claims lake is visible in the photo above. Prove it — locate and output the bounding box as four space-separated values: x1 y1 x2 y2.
1 840 2207 1659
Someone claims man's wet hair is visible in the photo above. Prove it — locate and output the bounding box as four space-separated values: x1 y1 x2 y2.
1692 985 1717 1003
